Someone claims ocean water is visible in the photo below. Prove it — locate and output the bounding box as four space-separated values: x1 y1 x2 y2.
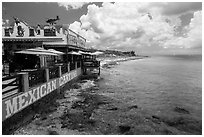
98 55 202 121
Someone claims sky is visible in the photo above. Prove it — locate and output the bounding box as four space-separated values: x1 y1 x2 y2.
2 2 202 55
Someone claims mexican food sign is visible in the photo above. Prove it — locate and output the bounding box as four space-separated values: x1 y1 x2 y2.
2 70 79 121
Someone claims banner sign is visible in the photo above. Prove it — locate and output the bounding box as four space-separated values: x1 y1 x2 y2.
2 69 79 121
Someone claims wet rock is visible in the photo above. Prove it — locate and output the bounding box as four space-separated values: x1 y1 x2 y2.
48 106 57 112
151 115 161 124
97 101 110 106
61 124 68 128
165 117 188 126
47 130 59 135
108 61 118 66
128 105 138 110
152 115 160 120
118 125 131 134
70 83 81 89
161 129 173 135
71 101 85 109
174 107 190 114
40 115 47 120
107 107 118 111
91 86 100 90
69 109 84 114
163 116 202 134
106 90 115 93
86 119 96 126
33 114 40 119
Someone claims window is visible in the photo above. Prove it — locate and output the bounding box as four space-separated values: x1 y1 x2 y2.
37 29 40 35
29 29 35 36
44 28 56 36
4 29 10 36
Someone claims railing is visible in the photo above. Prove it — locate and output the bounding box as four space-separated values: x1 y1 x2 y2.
77 61 81 68
83 60 100 67
29 29 35 36
49 66 59 79
28 69 46 87
70 62 76 71
2 62 81 96
44 28 56 36
4 28 10 37
61 64 68 74
2 74 22 99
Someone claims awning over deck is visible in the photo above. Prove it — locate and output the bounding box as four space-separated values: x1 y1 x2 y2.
67 51 82 55
91 51 104 55
78 51 104 56
47 49 64 55
15 47 62 56
78 51 91 55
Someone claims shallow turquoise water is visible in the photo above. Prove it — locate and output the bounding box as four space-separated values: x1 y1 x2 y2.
99 55 202 121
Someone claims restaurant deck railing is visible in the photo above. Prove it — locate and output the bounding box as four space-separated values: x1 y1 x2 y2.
49 66 59 80
83 60 100 67
28 69 46 87
2 74 22 99
2 61 82 99
77 61 81 68
61 63 68 74
70 62 76 71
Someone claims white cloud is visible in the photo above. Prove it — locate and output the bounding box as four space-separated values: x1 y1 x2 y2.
163 11 202 49
2 19 9 26
58 2 89 10
2 19 5 25
69 2 202 54
149 2 202 16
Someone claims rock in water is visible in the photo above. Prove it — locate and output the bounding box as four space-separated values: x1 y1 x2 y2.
152 115 160 120
118 125 131 134
128 105 138 110
107 107 118 111
47 130 59 135
174 107 190 114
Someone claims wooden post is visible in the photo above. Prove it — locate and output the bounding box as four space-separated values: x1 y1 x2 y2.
98 67 100 75
98 61 100 75
58 66 62 94
58 66 62 77
45 68 49 82
75 61 78 70
72 55 73 63
80 61 81 68
20 72 29 92
67 62 70 72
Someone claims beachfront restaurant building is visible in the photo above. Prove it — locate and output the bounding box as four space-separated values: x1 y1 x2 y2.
2 18 87 122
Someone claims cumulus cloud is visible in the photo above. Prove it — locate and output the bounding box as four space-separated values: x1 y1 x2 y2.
58 2 89 10
68 2 202 54
2 19 9 26
163 11 202 49
149 2 202 16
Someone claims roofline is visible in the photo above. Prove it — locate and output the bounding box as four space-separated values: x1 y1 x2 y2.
2 37 63 42
68 29 86 41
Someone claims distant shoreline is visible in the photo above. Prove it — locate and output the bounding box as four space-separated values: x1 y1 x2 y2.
98 56 148 68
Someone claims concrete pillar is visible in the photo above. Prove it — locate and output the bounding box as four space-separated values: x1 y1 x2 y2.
45 68 49 82
67 62 70 72
75 61 78 70
44 57 47 67
98 67 100 75
20 72 29 92
57 66 62 94
79 61 81 68
39 56 44 68
58 66 62 77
